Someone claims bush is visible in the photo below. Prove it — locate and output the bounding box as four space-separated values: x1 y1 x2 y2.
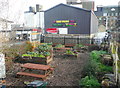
98 63 113 73
82 59 100 77
1 42 33 58
82 50 112 77
90 50 107 62
79 75 100 88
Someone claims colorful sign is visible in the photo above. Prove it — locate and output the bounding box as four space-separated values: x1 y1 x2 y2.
32 29 42 32
46 28 58 34
52 20 77 27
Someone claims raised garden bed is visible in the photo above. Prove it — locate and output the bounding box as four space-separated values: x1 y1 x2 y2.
54 47 71 53
22 55 53 65
64 54 77 57
63 53 78 59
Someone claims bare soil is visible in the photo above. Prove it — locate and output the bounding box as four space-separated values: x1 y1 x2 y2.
5 52 89 87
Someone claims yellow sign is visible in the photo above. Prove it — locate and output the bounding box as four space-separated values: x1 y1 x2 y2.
31 33 41 35
56 20 69 23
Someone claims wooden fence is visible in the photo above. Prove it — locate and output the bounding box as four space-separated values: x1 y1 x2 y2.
44 34 91 45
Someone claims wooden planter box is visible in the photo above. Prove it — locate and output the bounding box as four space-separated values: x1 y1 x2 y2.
54 47 70 53
74 47 87 53
22 55 53 64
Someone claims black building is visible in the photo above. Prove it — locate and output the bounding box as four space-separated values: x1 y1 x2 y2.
44 3 98 35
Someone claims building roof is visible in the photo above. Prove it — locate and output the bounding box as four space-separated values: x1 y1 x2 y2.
103 5 119 7
45 3 91 12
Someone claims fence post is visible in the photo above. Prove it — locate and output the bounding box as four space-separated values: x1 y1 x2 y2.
77 36 79 44
64 35 65 45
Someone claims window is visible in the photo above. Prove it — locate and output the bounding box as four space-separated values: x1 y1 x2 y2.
111 13 114 16
99 17 102 20
116 13 118 16
103 13 107 16
108 13 110 16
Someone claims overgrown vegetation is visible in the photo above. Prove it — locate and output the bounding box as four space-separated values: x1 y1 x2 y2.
80 50 113 87
0 42 33 58
80 75 100 88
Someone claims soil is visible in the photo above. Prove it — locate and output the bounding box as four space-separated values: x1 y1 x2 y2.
5 51 89 87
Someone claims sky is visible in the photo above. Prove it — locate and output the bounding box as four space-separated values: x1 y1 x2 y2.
0 0 120 24
23 0 120 11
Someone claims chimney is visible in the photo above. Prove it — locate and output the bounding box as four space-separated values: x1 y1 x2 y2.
36 4 40 12
29 6 35 12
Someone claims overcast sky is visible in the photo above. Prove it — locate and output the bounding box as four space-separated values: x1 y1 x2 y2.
0 0 119 24
23 0 120 11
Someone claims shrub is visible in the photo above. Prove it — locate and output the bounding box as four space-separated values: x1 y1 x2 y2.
98 63 113 73
1 42 33 58
82 50 112 77
90 50 107 62
82 59 100 77
79 75 100 88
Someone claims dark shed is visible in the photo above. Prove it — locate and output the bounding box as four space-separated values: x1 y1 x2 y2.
44 3 98 35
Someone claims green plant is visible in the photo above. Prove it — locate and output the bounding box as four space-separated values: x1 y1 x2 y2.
22 54 32 57
98 63 113 73
46 42 53 46
90 50 107 62
36 44 51 53
42 52 50 57
74 44 84 49
82 50 112 77
22 51 51 58
65 50 76 55
82 59 100 77
55 44 64 48
79 75 100 88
